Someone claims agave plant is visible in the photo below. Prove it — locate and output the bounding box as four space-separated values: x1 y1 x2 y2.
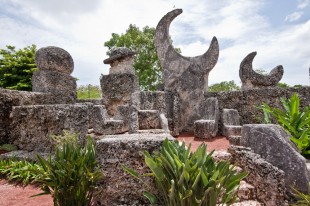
259 93 310 157
34 136 103 206
123 138 247 206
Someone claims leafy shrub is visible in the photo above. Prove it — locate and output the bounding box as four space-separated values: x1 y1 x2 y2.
77 85 101 99
50 130 79 148
259 93 310 157
34 136 103 206
0 159 42 185
123 138 247 206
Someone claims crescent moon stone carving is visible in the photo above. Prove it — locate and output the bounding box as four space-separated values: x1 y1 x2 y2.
239 52 284 90
154 9 219 131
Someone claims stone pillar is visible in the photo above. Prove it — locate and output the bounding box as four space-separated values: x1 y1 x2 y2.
100 47 139 116
32 46 77 103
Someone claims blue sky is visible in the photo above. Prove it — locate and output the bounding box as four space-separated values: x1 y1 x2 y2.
0 0 309 86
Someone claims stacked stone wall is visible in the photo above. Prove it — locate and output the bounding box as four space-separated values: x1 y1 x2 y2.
204 87 310 134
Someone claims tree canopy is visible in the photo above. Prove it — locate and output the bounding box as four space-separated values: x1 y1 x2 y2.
104 24 162 91
0 45 37 91
208 80 240 92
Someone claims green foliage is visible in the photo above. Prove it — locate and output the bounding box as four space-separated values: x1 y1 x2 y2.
0 45 37 91
77 84 101 99
50 130 79 148
259 93 310 157
0 159 42 185
104 24 181 91
277 82 290 88
123 138 247 206
291 184 310 206
208 80 240 92
0 144 17 151
34 136 103 206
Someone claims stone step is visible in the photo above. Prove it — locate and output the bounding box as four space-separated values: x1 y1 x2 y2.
223 125 242 137
228 135 241 145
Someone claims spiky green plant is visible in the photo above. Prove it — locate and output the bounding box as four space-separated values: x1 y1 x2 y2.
123 138 247 206
259 93 310 157
34 137 103 206
0 159 42 185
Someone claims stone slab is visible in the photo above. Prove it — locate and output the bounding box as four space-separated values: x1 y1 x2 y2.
240 124 309 195
10 104 88 152
95 133 173 205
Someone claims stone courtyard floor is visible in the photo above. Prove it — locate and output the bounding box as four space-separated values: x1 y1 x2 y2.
0 134 229 206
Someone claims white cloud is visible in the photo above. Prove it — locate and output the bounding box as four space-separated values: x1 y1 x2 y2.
298 0 310 9
285 11 303 22
0 0 309 87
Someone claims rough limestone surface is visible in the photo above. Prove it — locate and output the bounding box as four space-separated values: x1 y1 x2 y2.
91 105 108 132
240 124 309 195
129 91 181 135
154 9 219 132
94 134 174 206
104 46 136 74
114 105 130 131
0 88 54 144
194 120 217 139
32 69 77 103
139 91 181 136
222 109 242 139
204 87 310 134
229 145 286 206
100 73 139 116
129 92 140 134
35 46 74 75
10 104 88 152
104 47 136 65
91 105 127 135
194 97 219 138
239 52 284 90
159 113 170 133
138 110 161 130
33 46 77 103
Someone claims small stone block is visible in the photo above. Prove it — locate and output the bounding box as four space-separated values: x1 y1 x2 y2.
194 119 217 139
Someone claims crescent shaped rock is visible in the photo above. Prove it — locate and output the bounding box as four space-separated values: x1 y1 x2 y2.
239 51 284 90
154 9 219 92
154 9 219 132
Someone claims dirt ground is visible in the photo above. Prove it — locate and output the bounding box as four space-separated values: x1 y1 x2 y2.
0 134 229 206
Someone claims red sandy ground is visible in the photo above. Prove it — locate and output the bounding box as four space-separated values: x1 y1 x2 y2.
0 133 229 206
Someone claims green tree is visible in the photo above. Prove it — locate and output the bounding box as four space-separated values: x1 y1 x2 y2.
208 80 240 92
104 24 170 91
0 45 37 91
77 84 101 99
277 82 290 88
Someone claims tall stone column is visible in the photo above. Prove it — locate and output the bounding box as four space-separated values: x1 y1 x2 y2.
100 47 139 116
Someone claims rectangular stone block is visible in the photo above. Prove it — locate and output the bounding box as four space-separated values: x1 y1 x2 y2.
0 88 54 144
95 133 173 206
194 119 217 139
32 70 77 103
100 73 139 116
10 104 88 152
